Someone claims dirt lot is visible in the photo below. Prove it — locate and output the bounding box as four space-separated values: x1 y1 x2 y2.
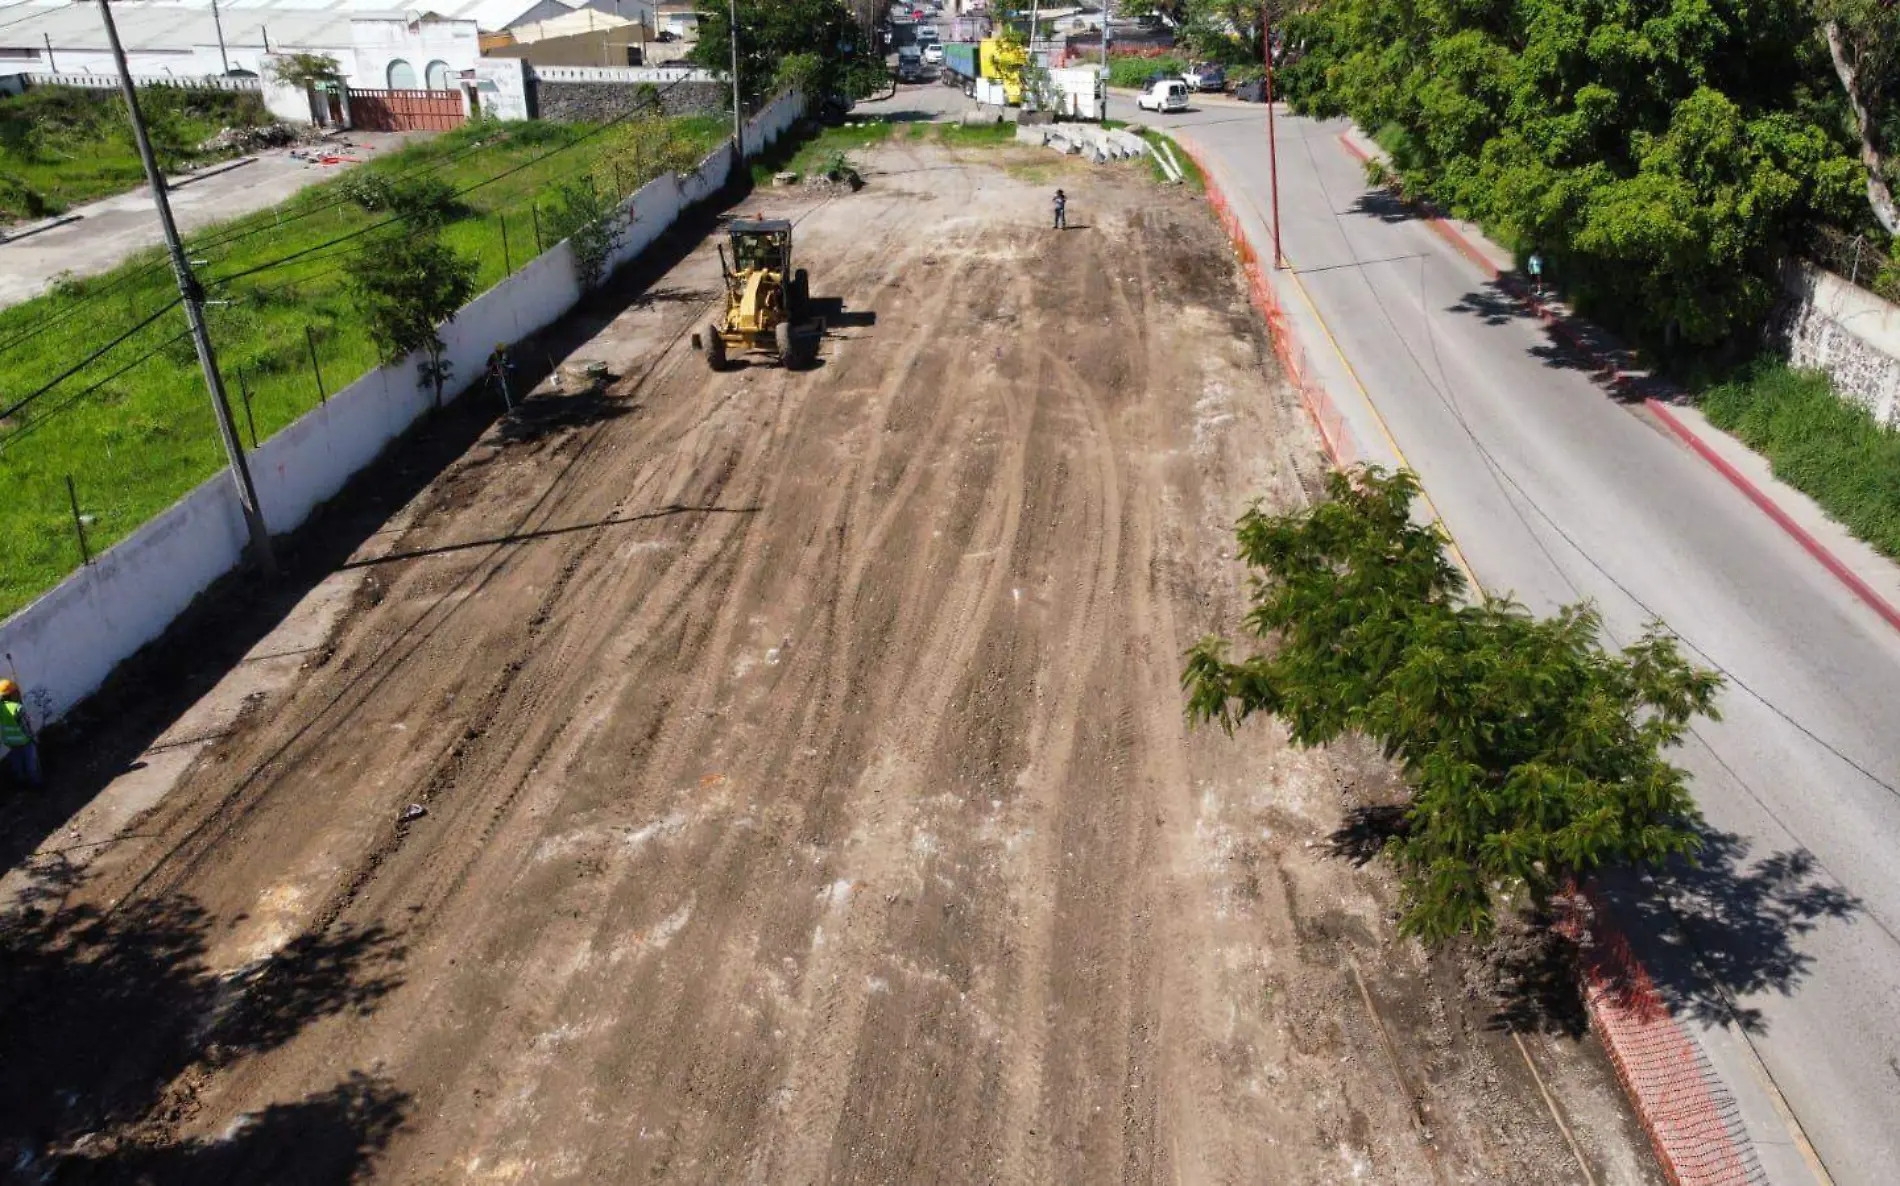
2 137 1660 1184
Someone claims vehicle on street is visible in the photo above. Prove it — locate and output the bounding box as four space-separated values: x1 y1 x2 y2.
1233 77 1267 102
922 43 943 65
1136 79 1190 113
1182 62 1225 92
898 45 924 81
917 24 939 42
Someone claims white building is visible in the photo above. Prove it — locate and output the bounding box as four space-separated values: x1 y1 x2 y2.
0 0 591 87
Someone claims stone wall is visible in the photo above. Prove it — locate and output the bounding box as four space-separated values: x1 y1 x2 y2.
1775 260 1900 427
532 79 727 122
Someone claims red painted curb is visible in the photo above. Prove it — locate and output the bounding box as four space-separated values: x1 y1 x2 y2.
1341 129 1900 639
1646 401 1900 636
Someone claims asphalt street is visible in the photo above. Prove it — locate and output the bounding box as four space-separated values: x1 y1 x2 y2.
1138 97 1900 1184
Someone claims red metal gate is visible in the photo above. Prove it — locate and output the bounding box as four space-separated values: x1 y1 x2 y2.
346 88 466 132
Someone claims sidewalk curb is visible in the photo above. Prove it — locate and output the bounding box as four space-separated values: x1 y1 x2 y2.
1339 129 1900 640
1646 403 1900 636
0 213 82 245
1202 130 1768 1186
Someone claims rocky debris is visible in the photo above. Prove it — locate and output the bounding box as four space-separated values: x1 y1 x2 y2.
196 122 315 154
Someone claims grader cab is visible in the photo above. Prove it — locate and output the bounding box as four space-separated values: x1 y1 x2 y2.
694 218 815 370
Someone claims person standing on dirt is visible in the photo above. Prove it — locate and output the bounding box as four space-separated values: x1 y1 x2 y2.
1052 189 1067 231
0 679 41 788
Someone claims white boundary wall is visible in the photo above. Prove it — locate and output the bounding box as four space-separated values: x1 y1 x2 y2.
0 89 798 725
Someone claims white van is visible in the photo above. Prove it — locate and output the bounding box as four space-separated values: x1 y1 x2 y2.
1137 79 1189 113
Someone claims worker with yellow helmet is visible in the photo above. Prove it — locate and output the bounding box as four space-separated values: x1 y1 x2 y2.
0 678 41 788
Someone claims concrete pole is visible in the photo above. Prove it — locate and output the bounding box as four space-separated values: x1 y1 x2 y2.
1099 0 1109 122
43 33 57 73
95 0 275 575
212 0 230 74
728 0 743 153
1264 9 1282 269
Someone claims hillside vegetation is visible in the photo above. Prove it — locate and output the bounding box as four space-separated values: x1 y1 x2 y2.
0 84 272 222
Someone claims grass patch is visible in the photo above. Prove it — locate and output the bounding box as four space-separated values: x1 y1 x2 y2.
0 85 272 221
0 114 727 618
933 120 1016 147
1698 360 1900 561
1136 128 1204 193
748 118 895 186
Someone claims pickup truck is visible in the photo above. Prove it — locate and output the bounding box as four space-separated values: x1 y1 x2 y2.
1181 62 1225 92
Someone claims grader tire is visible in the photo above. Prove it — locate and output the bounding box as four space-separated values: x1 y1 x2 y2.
775 321 795 366
790 269 810 320
705 327 727 372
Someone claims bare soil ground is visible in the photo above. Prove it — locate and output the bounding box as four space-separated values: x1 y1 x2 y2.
2 138 1660 1184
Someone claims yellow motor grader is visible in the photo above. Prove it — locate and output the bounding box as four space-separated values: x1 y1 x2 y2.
693 217 816 370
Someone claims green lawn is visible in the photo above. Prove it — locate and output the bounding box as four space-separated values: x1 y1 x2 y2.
1698 361 1900 562
748 118 895 186
0 85 273 222
0 115 727 618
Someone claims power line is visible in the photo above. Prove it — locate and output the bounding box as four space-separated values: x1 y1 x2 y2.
0 124 527 363
207 75 703 289
0 327 194 455
0 297 182 423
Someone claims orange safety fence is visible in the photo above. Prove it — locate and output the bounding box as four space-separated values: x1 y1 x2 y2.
1179 141 1355 468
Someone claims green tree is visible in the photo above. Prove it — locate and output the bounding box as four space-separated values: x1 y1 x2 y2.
1818 0 1900 233
267 52 343 90
1182 468 1720 941
1280 0 1864 350
691 0 886 109
345 230 478 408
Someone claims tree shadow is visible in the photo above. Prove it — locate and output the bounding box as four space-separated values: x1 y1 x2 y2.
1326 802 1407 866
1447 286 1534 327
1346 189 1422 225
48 1070 410 1185
0 870 407 1177
1610 828 1861 1032
494 388 635 446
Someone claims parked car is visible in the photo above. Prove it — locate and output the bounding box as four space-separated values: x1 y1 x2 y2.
922 42 944 65
1233 77 1267 103
1136 79 1190 113
1182 62 1225 92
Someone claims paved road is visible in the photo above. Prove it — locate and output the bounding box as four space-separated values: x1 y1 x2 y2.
0 131 418 311
1139 98 1900 1184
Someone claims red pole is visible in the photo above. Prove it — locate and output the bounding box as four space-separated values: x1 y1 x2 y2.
1264 14 1283 269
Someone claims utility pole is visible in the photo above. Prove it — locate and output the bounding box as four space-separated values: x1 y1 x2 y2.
1098 0 1109 122
1264 10 1283 268
96 0 274 575
728 0 743 152
211 0 230 74
42 33 57 73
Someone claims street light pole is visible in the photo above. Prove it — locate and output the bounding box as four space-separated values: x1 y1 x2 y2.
211 0 229 74
1264 11 1283 269
728 0 743 152
95 0 274 575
